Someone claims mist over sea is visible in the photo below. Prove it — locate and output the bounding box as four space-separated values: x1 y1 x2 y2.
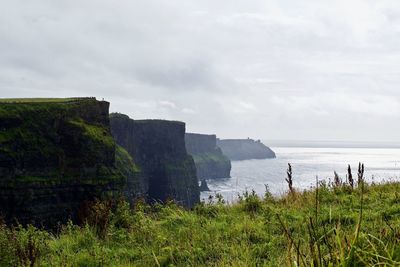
200 145 400 203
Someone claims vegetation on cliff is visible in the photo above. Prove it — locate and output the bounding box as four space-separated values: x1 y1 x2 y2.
0 98 126 225
191 151 231 179
0 97 116 180
0 98 94 103
191 151 229 165
0 181 399 266
185 133 231 180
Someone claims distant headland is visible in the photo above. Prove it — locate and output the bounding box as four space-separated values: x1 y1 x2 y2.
217 138 276 160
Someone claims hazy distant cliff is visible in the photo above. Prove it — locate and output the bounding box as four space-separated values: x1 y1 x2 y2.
110 113 200 208
217 138 276 160
185 133 231 180
0 98 126 226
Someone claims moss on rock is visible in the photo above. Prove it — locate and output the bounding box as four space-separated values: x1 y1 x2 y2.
0 98 125 226
185 133 231 180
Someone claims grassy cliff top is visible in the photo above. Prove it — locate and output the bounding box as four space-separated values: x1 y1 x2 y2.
186 132 217 138
110 112 185 125
0 97 98 103
0 97 107 119
134 119 185 124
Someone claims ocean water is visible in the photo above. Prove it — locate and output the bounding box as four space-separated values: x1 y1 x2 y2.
200 147 400 203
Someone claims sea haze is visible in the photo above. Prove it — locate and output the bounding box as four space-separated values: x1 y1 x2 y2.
201 146 400 203
265 140 400 149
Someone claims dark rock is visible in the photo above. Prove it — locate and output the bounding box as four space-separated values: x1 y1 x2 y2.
185 133 231 180
217 138 276 160
110 113 200 208
199 180 210 192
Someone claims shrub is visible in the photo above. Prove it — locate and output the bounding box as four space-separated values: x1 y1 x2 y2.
82 199 112 238
241 190 263 214
10 225 48 267
112 199 135 230
194 202 218 218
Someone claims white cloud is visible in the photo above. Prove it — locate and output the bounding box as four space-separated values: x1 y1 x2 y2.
270 93 400 117
239 101 256 111
158 100 177 109
182 108 197 114
2 0 400 141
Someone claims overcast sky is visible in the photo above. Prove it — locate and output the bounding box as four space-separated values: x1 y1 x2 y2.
2 1 400 142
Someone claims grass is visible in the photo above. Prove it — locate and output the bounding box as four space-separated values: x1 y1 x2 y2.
0 181 399 266
69 118 115 151
191 149 231 167
115 145 140 173
0 97 96 103
192 152 229 164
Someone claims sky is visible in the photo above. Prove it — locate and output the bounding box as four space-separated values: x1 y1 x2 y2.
1 0 400 142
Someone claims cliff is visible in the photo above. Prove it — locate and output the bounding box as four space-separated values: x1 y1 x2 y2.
0 98 128 226
217 138 276 160
185 133 231 180
110 113 199 208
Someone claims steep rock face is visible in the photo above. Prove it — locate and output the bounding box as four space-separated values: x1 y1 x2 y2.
185 133 231 180
0 98 127 226
217 139 276 160
110 113 199 208
115 145 145 202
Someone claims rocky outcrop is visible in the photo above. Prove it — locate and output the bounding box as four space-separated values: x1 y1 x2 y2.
110 113 199 208
199 180 210 192
217 138 276 160
185 133 231 180
0 98 127 226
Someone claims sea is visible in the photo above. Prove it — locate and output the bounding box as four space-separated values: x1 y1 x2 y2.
200 144 400 203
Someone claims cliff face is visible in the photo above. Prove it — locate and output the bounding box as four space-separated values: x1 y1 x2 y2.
185 133 231 180
110 113 199 208
217 139 276 160
0 98 126 226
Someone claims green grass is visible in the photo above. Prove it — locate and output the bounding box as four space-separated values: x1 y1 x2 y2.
69 118 115 150
1 181 399 266
0 97 96 103
192 150 230 165
115 145 140 173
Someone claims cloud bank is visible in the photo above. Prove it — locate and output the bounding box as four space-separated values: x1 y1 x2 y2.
1 0 400 141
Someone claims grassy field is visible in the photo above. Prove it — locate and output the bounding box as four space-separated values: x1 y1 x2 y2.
0 181 399 266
